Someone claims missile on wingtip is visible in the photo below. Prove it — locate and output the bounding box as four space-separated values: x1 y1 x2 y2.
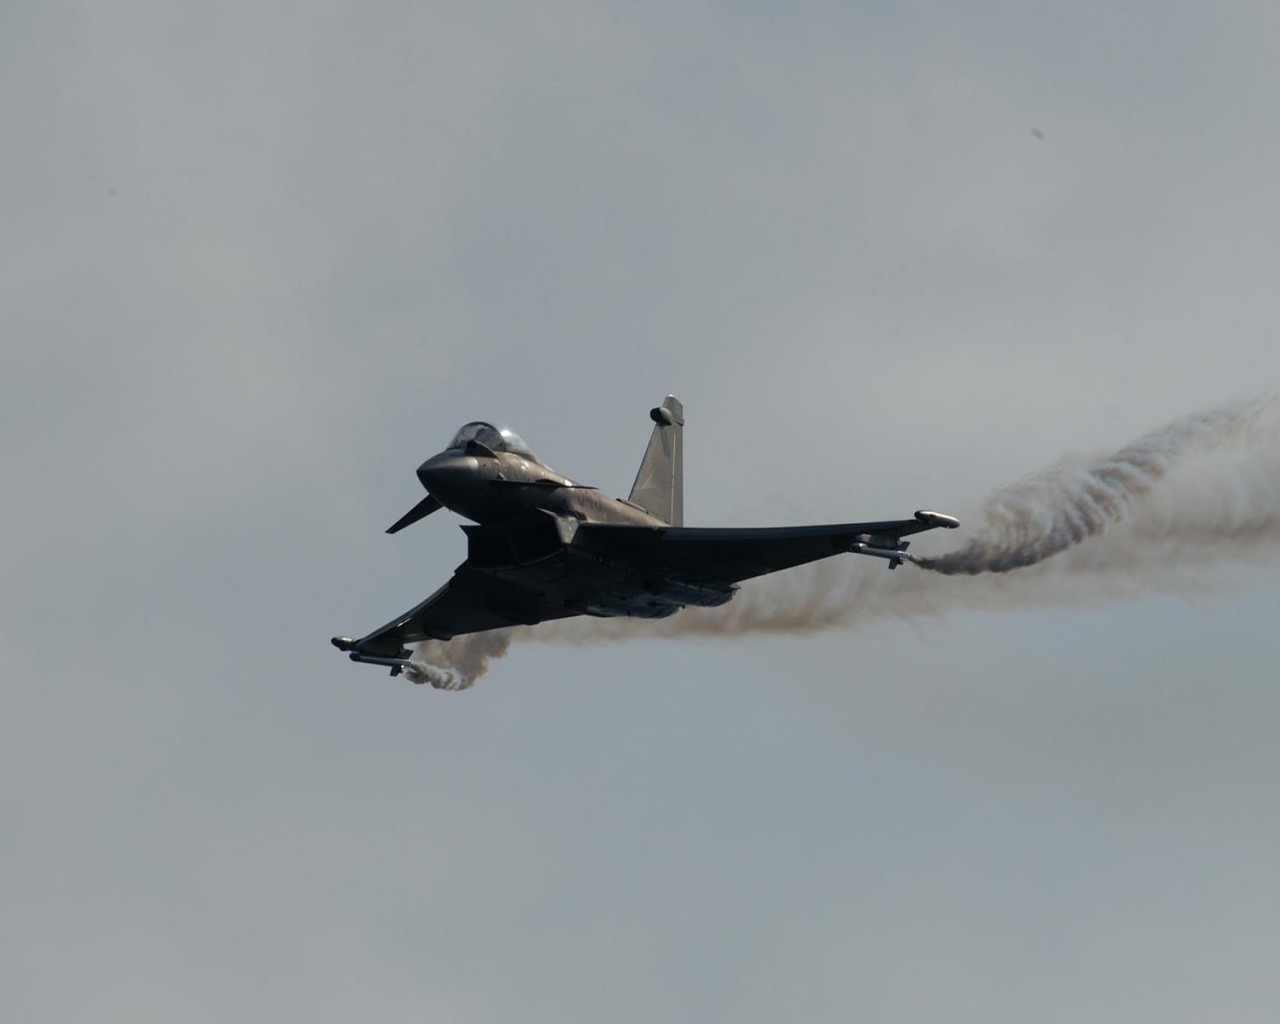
330 638 414 677
850 537 913 569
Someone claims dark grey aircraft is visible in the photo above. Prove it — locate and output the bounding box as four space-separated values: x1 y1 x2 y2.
333 396 958 677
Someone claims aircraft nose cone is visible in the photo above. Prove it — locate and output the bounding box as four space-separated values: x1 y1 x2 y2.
416 452 476 496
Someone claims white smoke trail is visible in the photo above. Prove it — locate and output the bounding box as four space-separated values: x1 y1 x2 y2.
915 398 1278 575
405 630 516 690
411 398 1280 686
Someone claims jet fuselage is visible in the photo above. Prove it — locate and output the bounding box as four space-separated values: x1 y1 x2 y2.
416 447 664 528
334 398 958 679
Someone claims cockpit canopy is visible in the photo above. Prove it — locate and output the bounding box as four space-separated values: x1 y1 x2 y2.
447 421 537 460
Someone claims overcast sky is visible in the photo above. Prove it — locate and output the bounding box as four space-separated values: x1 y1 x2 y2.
5 3 1280 1021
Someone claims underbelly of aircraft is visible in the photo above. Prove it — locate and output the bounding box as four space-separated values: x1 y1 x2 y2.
580 576 737 619
473 545 737 621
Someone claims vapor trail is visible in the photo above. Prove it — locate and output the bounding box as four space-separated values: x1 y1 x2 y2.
915 398 1277 575
405 630 516 690
412 398 1280 687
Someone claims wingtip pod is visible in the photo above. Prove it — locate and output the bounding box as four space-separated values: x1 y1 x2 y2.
649 395 685 426
915 509 960 529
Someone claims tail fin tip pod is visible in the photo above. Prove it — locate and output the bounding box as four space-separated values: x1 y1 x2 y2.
628 395 684 526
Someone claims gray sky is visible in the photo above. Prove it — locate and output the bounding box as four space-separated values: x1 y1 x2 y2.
5 3 1280 1021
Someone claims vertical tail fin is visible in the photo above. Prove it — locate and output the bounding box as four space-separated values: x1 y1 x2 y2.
628 396 684 526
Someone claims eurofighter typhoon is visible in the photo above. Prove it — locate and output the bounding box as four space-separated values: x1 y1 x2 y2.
333 397 958 676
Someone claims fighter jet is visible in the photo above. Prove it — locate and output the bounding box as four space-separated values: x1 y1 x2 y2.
332 396 958 676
